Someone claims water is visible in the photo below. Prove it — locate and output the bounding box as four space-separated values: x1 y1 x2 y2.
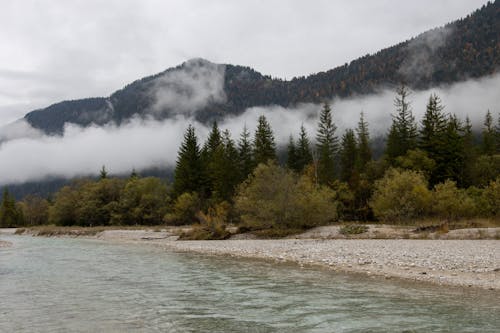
0 236 498 333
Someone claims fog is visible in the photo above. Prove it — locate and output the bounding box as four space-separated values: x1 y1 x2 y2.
0 72 498 185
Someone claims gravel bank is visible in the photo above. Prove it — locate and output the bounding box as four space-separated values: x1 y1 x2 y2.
159 239 500 290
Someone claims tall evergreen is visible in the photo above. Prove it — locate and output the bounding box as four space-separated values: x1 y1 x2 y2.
440 115 465 182
202 122 223 196
173 125 204 196
339 129 358 185
316 102 338 185
253 115 276 165
419 93 447 185
386 84 418 162
238 124 254 181
295 124 313 172
202 121 222 159
481 110 496 155
496 113 500 154
356 112 371 172
0 188 22 227
210 130 240 202
286 135 298 171
460 116 477 187
99 165 108 179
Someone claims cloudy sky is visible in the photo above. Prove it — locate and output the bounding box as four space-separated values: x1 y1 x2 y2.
0 0 490 125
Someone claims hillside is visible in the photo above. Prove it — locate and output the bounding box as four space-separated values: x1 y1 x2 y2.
23 1 500 135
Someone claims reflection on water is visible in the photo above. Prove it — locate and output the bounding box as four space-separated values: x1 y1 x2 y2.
0 236 498 332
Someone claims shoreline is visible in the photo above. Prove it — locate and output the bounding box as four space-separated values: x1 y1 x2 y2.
2 227 499 291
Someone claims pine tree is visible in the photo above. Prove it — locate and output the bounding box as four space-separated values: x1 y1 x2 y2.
0 188 21 227
356 112 372 172
460 116 477 187
210 130 240 202
173 125 204 197
440 115 465 182
295 124 313 172
496 113 500 154
386 84 418 162
316 102 338 185
238 124 254 181
253 115 276 165
340 129 358 185
482 110 496 155
202 121 222 159
286 135 298 171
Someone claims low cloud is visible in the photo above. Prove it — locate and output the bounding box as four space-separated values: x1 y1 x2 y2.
150 58 226 116
0 73 498 186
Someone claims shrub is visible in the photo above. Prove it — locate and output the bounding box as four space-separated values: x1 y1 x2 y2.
164 192 201 225
234 162 337 230
481 177 500 217
339 224 369 235
432 180 476 220
370 168 431 223
179 202 231 240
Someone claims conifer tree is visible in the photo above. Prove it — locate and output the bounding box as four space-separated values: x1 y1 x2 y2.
356 112 372 172
173 125 204 197
460 116 476 187
253 115 276 165
496 113 500 154
482 110 496 155
210 130 240 202
295 125 313 172
202 122 223 196
440 115 465 182
99 165 108 179
386 84 418 162
238 124 254 181
316 102 338 185
340 129 358 185
286 135 298 171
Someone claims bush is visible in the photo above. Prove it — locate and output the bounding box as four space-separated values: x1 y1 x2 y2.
234 162 337 230
370 168 431 223
179 202 231 240
432 180 476 220
164 192 201 225
481 177 500 217
339 224 369 235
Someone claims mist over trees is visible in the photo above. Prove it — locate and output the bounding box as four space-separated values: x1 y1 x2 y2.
2 84 499 233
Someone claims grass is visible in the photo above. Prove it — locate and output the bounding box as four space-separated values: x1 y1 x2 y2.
339 224 369 236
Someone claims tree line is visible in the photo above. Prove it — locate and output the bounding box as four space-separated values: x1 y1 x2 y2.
1 85 499 233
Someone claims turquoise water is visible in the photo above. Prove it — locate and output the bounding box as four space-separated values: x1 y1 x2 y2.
0 236 498 332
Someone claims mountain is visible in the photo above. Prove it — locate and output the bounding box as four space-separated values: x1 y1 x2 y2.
23 1 500 135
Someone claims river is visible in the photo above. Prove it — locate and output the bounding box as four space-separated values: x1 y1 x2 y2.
0 236 498 332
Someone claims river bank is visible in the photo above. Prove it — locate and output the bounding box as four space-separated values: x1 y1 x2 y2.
2 226 499 290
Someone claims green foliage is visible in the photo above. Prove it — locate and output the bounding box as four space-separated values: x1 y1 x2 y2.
432 180 476 220
394 149 436 178
286 135 298 171
386 84 418 162
179 202 231 240
173 125 205 197
235 162 337 230
253 115 277 165
99 165 108 179
0 189 23 227
480 177 500 217
164 192 201 225
370 168 431 223
238 125 255 181
339 129 358 185
296 125 313 172
18 195 49 226
112 177 169 225
49 183 84 226
316 102 338 185
470 155 500 187
356 112 372 172
481 110 496 155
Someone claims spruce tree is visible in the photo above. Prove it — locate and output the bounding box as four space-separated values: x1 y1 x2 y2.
356 112 372 172
99 165 108 179
295 125 313 172
202 122 223 196
419 93 447 185
286 135 298 171
386 84 418 162
253 115 276 165
482 110 496 155
316 102 338 185
460 116 477 187
238 124 254 181
340 129 358 185
210 130 240 202
173 125 204 197
441 115 465 182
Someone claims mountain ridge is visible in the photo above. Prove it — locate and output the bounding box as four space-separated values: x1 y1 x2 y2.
23 0 499 135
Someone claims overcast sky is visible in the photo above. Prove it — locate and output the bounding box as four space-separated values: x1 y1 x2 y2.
0 0 490 125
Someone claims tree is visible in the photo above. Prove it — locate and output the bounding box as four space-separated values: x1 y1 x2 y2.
202 121 222 160
164 192 201 225
370 168 431 223
386 84 418 162
460 116 477 187
295 124 313 172
316 102 338 185
339 129 358 185
439 115 465 183
100 165 108 179
0 189 22 227
356 112 372 172
481 110 496 155
202 122 223 197
173 125 204 197
432 180 476 220
253 115 276 165
286 135 298 171
19 195 49 226
238 124 255 182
